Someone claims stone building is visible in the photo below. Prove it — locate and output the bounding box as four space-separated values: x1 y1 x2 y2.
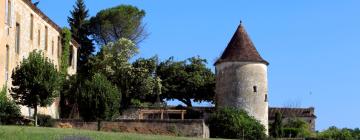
0 0 78 118
269 107 316 131
214 22 269 134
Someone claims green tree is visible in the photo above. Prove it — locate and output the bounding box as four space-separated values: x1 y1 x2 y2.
68 0 94 74
156 56 215 107
0 86 21 124
283 118 314 138
90 38 158 109
318 126 354 140
207 107 266 140
89 5 147 45
77 73 120 121
11 51 60 126
270 111 284 138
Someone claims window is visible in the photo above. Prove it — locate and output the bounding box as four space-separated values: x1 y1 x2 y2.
57 36 61 58
45 26 48 50
30 14 34 40
5 45 10 81
69 46 73 67
38 29 41 47
15 23 20 54
5 0 11 25
51 40 54 55
265 94 268 102
253 86 257 93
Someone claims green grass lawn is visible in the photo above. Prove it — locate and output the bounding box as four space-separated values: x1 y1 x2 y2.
0 125 215 140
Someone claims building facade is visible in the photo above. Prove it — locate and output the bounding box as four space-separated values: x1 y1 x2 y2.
0 0 78 118
215 23 269 134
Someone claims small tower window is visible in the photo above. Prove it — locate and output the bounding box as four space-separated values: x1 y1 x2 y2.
265 94 268 102
253 86 257 93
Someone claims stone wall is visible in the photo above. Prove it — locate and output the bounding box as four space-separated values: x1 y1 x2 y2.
0 0 78 119
55 119 210 138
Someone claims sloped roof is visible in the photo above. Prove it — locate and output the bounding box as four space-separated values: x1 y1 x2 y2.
215 23 268 65
269 107 317 118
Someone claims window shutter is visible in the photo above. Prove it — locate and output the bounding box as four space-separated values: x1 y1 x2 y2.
10 0 14 27
5 0 8 25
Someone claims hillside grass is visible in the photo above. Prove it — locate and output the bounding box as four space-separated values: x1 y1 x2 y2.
0 125 216 140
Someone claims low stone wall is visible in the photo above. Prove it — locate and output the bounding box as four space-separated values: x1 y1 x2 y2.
55 119 209 138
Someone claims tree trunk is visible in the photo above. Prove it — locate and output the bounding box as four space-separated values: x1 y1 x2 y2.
34 105 38 127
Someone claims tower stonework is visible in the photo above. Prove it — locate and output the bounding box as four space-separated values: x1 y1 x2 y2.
215 23 269 134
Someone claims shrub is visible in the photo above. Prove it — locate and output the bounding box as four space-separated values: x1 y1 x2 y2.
0 86 21 125
283 118 314 138
78 73 120 121
207 107 266 140
37 114 55 127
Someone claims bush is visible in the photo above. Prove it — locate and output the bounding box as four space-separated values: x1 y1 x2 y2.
37 114 55 127
317 126 354 140
283 118 314 138
207 107 266 140
0 86 21 125
78 73 120 121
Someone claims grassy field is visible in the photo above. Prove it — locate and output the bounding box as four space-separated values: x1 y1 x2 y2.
0 125 215 140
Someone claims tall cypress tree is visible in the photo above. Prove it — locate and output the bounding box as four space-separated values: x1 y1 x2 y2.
68 0 94 74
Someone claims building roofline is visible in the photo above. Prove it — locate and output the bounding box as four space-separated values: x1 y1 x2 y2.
22 0 79 48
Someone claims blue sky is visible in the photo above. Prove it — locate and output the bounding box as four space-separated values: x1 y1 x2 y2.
37 0 360 130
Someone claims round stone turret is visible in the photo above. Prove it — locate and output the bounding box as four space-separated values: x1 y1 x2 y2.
215 23 269 134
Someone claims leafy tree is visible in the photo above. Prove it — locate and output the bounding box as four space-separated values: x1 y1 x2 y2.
68 0 94 74
156 56 215 107
318 126 354 140
0 86 21 124
270 111 284 138
90 38 158 109
283 118 314 138
89 5 147 45
207 107 266 140
59 75 79 118
77 73 120 121
11 51 60 126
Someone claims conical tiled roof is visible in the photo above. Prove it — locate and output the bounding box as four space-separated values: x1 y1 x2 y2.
215 23 268 65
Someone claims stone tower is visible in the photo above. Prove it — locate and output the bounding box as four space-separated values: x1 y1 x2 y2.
215 22 269 134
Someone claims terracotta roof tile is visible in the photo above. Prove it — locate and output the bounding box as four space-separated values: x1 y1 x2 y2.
215 23 268 65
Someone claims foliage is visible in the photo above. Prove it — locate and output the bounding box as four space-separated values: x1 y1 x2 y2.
90 38 159 109
68 0 94 74
207 107 266 140
11 50 60 126
59 75 79 119
317 126 355 140
89 5 147 45
283 118 314 138
270 111 284 138
37 114 55 127
60 28 72 78
77 73 120 121
0 86 21 124
156 56 215 107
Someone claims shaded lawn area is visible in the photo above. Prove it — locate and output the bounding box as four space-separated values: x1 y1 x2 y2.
0 125 217 140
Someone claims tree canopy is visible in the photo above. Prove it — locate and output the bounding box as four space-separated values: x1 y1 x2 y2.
89 5 147 45
68 0 94 74
156 56 215 107
11 51 60 126
77 73 120 121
